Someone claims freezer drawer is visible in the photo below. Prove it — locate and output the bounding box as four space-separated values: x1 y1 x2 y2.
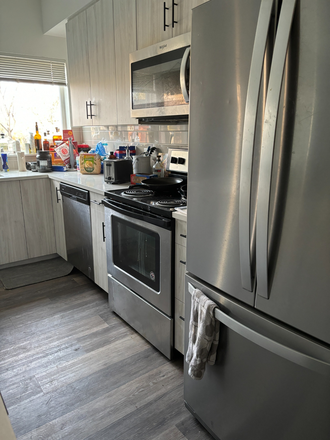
184 274 330 440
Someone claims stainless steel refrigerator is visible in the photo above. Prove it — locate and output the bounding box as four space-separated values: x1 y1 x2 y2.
184 0 330 439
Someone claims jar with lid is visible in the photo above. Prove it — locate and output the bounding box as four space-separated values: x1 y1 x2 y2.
36 150 52 173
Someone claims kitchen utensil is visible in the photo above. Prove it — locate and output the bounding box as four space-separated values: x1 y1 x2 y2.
141 176 183 190
179 184 187 200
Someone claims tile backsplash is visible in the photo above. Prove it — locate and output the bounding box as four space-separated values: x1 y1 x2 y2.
74 124 189 156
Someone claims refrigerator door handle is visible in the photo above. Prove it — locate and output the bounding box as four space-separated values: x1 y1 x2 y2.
239 0 275 292
214 308 330 376
256 0 297 299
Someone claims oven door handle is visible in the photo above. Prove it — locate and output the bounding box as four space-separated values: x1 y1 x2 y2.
103 199 173 229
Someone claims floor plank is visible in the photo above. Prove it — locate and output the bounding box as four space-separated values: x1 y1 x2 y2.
0 269 213 440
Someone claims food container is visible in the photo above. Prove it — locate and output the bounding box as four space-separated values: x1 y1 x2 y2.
130 173 157 185
79 153 101 174
36 151 52 173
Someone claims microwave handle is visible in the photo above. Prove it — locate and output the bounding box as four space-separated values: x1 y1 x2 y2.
180 47 190 103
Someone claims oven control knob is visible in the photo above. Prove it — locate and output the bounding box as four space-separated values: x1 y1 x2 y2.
178 157 186 165
171 157 178 164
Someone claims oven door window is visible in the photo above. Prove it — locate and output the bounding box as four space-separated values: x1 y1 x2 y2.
132 47 188 110
112 216 160 292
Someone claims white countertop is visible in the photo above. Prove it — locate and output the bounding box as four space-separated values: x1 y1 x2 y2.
172 208 187 222
0 170 130 195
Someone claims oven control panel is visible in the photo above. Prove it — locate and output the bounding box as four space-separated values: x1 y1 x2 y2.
167 148 189 173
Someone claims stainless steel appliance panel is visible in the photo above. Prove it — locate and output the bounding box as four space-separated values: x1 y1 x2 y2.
187 0 267 305
255 0 330 345
108 275 173 359
184 274 330 440
61 185 94 281
104 205 172 316
130 33 190 119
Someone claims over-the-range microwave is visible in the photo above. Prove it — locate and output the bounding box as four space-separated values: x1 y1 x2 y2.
129 33 190 123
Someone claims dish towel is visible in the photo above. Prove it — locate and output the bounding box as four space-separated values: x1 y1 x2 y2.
185 283 220 380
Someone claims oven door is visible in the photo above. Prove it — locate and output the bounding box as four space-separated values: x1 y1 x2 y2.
104 200 173 317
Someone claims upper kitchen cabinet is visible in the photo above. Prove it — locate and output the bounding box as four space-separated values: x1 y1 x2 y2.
66 12 91 127
113 0 137 125
136 0 172 49
66 0 117 127
136 0 210 49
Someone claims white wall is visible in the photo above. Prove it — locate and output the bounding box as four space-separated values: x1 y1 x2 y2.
0 0 67 61
41 0 95 35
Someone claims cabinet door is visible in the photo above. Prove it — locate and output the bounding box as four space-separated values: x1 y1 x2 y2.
0 181 28 265
90 192 108 292
66 12 92 127
50 180 67 260
113 0 137 125
20 179 56 258
137 0 173 49
173 0 210 36
87 0 118 125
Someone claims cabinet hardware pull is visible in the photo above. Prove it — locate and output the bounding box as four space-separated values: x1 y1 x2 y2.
179 233 186 238
172 0 178 27
164 2 170 31
102 222 106 242
56 187 61 203
89 101 95 119
180 260 186 265
179 316 185 321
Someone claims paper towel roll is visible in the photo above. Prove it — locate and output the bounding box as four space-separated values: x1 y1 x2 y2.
17 151 26 172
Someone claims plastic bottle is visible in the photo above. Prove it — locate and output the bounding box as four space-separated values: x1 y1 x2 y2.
43 132 50 151
153 155 164 177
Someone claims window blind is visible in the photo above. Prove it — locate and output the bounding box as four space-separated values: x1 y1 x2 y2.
0 55 67 86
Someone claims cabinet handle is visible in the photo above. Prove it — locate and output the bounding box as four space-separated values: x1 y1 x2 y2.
172 0 178 28
89 101 95 119
164 2 170 31
56 187 61 203
91 199 104 205
102 222 106 242
180 233 186 238
179 316 185 321
180 260 186 265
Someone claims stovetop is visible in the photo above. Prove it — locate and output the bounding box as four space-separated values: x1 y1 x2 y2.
104 186 187 218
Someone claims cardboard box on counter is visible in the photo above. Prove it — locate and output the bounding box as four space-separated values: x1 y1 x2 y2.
130 173 157 185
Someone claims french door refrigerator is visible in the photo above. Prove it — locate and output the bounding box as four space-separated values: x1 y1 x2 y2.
184 1 330 439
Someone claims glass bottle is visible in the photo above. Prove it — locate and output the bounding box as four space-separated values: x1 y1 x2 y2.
34 122 42 151
43 132 50 151
53 127 62 146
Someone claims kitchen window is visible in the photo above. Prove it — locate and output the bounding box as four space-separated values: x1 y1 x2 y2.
0 55 70 152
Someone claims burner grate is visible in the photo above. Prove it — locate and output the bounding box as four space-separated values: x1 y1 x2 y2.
155 199 186 207
121 188 155 198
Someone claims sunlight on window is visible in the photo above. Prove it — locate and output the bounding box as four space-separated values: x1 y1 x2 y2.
0 81 63 152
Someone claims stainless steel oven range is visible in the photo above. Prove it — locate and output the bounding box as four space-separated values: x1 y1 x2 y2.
103 148 188 359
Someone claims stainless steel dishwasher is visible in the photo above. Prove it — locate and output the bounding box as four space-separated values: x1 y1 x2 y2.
60 183 94 281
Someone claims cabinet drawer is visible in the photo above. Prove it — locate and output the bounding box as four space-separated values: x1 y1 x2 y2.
175 243 187 302
175 219 187 246
174 298 185 355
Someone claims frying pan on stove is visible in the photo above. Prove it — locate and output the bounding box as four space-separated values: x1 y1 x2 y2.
141 177 183 191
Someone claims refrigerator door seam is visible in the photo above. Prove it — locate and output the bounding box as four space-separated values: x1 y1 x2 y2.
256 0 297 299
239 0 275 292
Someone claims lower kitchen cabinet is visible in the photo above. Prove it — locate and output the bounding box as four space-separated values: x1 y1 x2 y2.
50 179 67 260
90 191 108 292
20 178 56 258
0 180 28 265
174 218 187 354
0 178 56 266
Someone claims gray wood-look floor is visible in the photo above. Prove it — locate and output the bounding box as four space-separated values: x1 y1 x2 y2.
0 270 213 440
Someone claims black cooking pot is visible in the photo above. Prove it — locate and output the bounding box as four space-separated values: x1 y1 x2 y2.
141 176 183 191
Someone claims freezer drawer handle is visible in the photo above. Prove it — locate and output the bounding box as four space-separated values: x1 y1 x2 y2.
256 0 297 299
239 0 274 292
214 307 330 376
